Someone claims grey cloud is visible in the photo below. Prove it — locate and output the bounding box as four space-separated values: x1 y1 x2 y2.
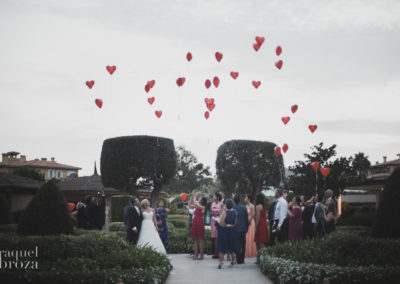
319 119 400 135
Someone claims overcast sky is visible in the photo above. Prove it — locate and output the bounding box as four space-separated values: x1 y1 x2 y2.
1 0 399 176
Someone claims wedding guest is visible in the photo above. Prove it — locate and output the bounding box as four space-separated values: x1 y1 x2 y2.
325 201 337 234
312 194 326 238
217 199 239 269
300 195 305 211
87 190 106 230
219 192 225 204
254 193 269 251
210 192 223 259
245 194 257 257
156 200 173 252
233 195 248 264
302 196 316 239
273 188 288 243
288 196 302 242
77 197 88 229
189 190 207 260
268 191 278 246
126 197 143 244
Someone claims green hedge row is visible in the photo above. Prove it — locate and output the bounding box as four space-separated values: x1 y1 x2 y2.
257 227 400 283
169 227 213 254
0 231 172 284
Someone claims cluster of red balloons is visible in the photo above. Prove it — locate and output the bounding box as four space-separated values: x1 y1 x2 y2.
85 65 117 109
311 161 331 178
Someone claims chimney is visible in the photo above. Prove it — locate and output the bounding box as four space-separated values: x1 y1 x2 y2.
41 158 47 161
397 154 400 160
51 157 55 162
376 161 379 165
20 155 26 162
383 156 387 163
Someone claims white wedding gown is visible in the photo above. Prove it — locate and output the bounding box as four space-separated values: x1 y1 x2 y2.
136 210 166 254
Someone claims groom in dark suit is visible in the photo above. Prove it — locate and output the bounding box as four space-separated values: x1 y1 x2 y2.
127 196 143 244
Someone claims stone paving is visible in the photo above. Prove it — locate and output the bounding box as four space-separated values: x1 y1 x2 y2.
165 254 274 284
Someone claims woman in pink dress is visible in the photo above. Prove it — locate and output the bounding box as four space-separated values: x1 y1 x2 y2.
245 194 257 258
210 192 223 259
288 196 303 242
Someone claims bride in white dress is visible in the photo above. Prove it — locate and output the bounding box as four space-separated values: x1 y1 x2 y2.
136 199 167 255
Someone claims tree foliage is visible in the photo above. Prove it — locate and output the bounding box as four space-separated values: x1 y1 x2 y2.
100 136 177 206
373 168 400 238
216 140 284 201
287 143 371 198
0 193 12 225
13 167 44 181
166 146 213 194
18 181 73 235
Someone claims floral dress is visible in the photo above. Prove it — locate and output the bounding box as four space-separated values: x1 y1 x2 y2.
155 208 169 252
210 201 223 238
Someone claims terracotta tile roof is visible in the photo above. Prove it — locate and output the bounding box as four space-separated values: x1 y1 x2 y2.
372 159 400 167
59 174 117 192
0 172 44 192
0 159 81 170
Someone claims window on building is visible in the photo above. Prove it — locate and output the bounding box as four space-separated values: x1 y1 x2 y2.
57 171 63 178
67 171 75 177
48 170 54 178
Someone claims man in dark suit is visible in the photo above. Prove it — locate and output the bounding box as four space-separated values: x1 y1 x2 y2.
233 195 249 264
87 190 106 230
268 192 278 246
312 194 326 238
77 197 89 229
127 196 143 244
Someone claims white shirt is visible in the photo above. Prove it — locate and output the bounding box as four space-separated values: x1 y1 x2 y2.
134 206 140 215
274 197 288 229
312 202 320 224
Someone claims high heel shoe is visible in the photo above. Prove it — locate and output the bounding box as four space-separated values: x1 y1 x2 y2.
218 262 223 269
229 261 236 268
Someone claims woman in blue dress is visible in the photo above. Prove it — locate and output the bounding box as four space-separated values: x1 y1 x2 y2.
216 199 239 269
155 200 173 253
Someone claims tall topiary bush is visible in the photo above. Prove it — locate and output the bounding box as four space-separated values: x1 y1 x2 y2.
216 140 284 201
111 195 131 222
18 181 73 235
101 135 177 206
0 193 12 225
373 168 400 238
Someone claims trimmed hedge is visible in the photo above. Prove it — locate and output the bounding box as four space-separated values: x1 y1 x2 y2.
169 226 213 254
109 221 126 232
18 181 73 235
0 223 18 233
111 195 131 222
257 227 400 283
0 231 172 284
0 192 12 224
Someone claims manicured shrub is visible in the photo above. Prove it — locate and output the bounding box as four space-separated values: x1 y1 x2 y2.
12 209 24 223
0 192 12 224
257 228 400 283
373 168 400 238
111 195 131 222
167 218 187 229
109 221 126 232
18 181 73 235
169 226 213 254
0 232 172 284
336 211 375 227
0 223 18 233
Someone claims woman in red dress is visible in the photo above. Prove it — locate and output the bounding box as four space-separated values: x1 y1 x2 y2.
189 190 207 260
254 193 269 251
288 196 303 242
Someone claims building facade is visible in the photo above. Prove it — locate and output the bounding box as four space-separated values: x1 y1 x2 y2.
0 151 81 181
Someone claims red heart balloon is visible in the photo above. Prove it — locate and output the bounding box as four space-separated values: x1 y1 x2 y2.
255 36 265 46
208 103 215 112
205 79 211 89
95 99 103 109
176 77 186 87
213 76 220 88
274 146 281 156
252 81 261 89
67 203 75 212
311 161 320 172
282 144 289 153
86 80 95 89
186 52 192 62
276 46 282 56
275 60 283 70
309 124 318 133
148 80 155 88
291 105 298 113
106 65 116 75
204 98 214 106
180 193 188 201
204 111 210 119
145 84 150 93
320 167 331 178
155 110 162 118
230 72 239 79
253 43 260 52
148 97 155 105
281 116 290 125
215 52 223 62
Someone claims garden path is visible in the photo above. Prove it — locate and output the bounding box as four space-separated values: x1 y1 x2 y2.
165 254 273 284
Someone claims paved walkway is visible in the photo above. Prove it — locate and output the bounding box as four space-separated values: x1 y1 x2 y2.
165 254 273 284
